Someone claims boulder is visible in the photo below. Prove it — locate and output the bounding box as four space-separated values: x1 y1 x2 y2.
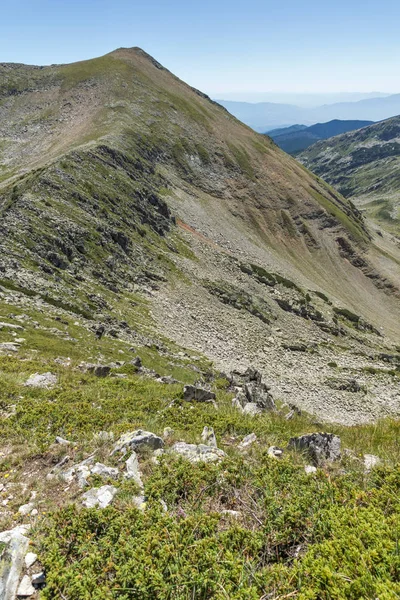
230 367 275 412
24 553 37 568
0 526 30 600
230 368 262 386
88 365 111 378
183 385 216 403
171 442 225 463
16 575 35 597
0 342 20 353
267 446 283 459
125 451 143 487
113 430 164 455
243 403 262 416
238 433 257 449
244 381 275 410
201 426 217 448
24 372 57 389
91 463 118 479
289 433 341 465
82 485 117 508
364 454 381 471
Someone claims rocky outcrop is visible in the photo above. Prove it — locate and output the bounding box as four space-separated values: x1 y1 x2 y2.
230 368 275 413
289 433 341 466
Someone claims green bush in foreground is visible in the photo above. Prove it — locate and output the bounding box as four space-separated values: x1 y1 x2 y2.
37 456 400 600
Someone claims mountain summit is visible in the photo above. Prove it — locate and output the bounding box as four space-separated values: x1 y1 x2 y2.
0 48 400 423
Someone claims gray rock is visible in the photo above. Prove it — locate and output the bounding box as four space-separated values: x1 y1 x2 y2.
18 503 35 516
289 433 341 465
183 385 216 403
230 368 262 386
305 465 317 474
171 442 225 463
88 365 111 378
113 430 164 455
201 426 217 448
24 372 57 389
82 485 117 508
364 454 381 471
16 575 35 597
55 436 72 445
242 402 262 416
31 571 46 586
0 342 20 352
125 452 143 487
267 446 283 459
0 322 23 331
91 463 118 479
244 381 275 410
238 433 257 448
0 526 30 600
24 553 37 568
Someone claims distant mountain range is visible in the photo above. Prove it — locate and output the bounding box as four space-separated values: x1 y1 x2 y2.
298 116 400 234
268 119 374 154
216 95 400 132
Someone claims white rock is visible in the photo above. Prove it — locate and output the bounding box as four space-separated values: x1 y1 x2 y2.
16 575 35 597
171 442 225 463
24 552 37 568
132 494 146 511
364 454 381 471
82 485 118 509
18 503 35 516
238 433 257 449
24 372 57 389
163 427 174 439
305 465 317 474
113 430 164 455
201 426 217 448
55 436 72 445
267 446 283 459
243 403 262 416
125 452 143 487
221 510 241 518
0 526 30 600
91 463 118 479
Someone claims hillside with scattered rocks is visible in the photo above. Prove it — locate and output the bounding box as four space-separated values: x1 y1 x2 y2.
0 48 400 599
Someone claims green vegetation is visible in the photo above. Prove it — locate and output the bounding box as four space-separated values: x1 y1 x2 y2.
227 143 255 180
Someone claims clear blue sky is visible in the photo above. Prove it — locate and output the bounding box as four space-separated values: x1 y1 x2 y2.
1 0 399 96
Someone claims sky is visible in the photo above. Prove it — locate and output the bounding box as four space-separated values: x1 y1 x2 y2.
1 0 400 99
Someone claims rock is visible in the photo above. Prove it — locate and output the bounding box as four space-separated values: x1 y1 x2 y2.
82 485 117 508
0 342 20 352
242 402 262 416
238 433 257 449
326 378 363 393
183 385 216 403
289 433 341 466
55 436 72 445
156 376 179 384
171 442 225 463
112 430 164 455
24 553 37 568
220 510 241 518
364 454 381 471
130 356 142 367
160 499 168 512
18 503 35 516
0 526 30 600
244 381 275 410
16 575 35 597
201 426 217 448
230 368 262 386
93 431 114 443
132 495 146 511
62 456 95 488
91 463 118 479
163 427 174 439
24 372 57 389
305 465 317 474
125 452 143 487
31 571 46 586
267 446 283 459
88 365 111 378
0 322 23 331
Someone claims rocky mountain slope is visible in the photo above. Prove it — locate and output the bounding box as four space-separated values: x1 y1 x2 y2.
0 47 400 424
298 116 400 236
0 47 400 600
269 119 374 154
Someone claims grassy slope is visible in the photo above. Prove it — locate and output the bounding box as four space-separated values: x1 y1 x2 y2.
0 49 400 599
